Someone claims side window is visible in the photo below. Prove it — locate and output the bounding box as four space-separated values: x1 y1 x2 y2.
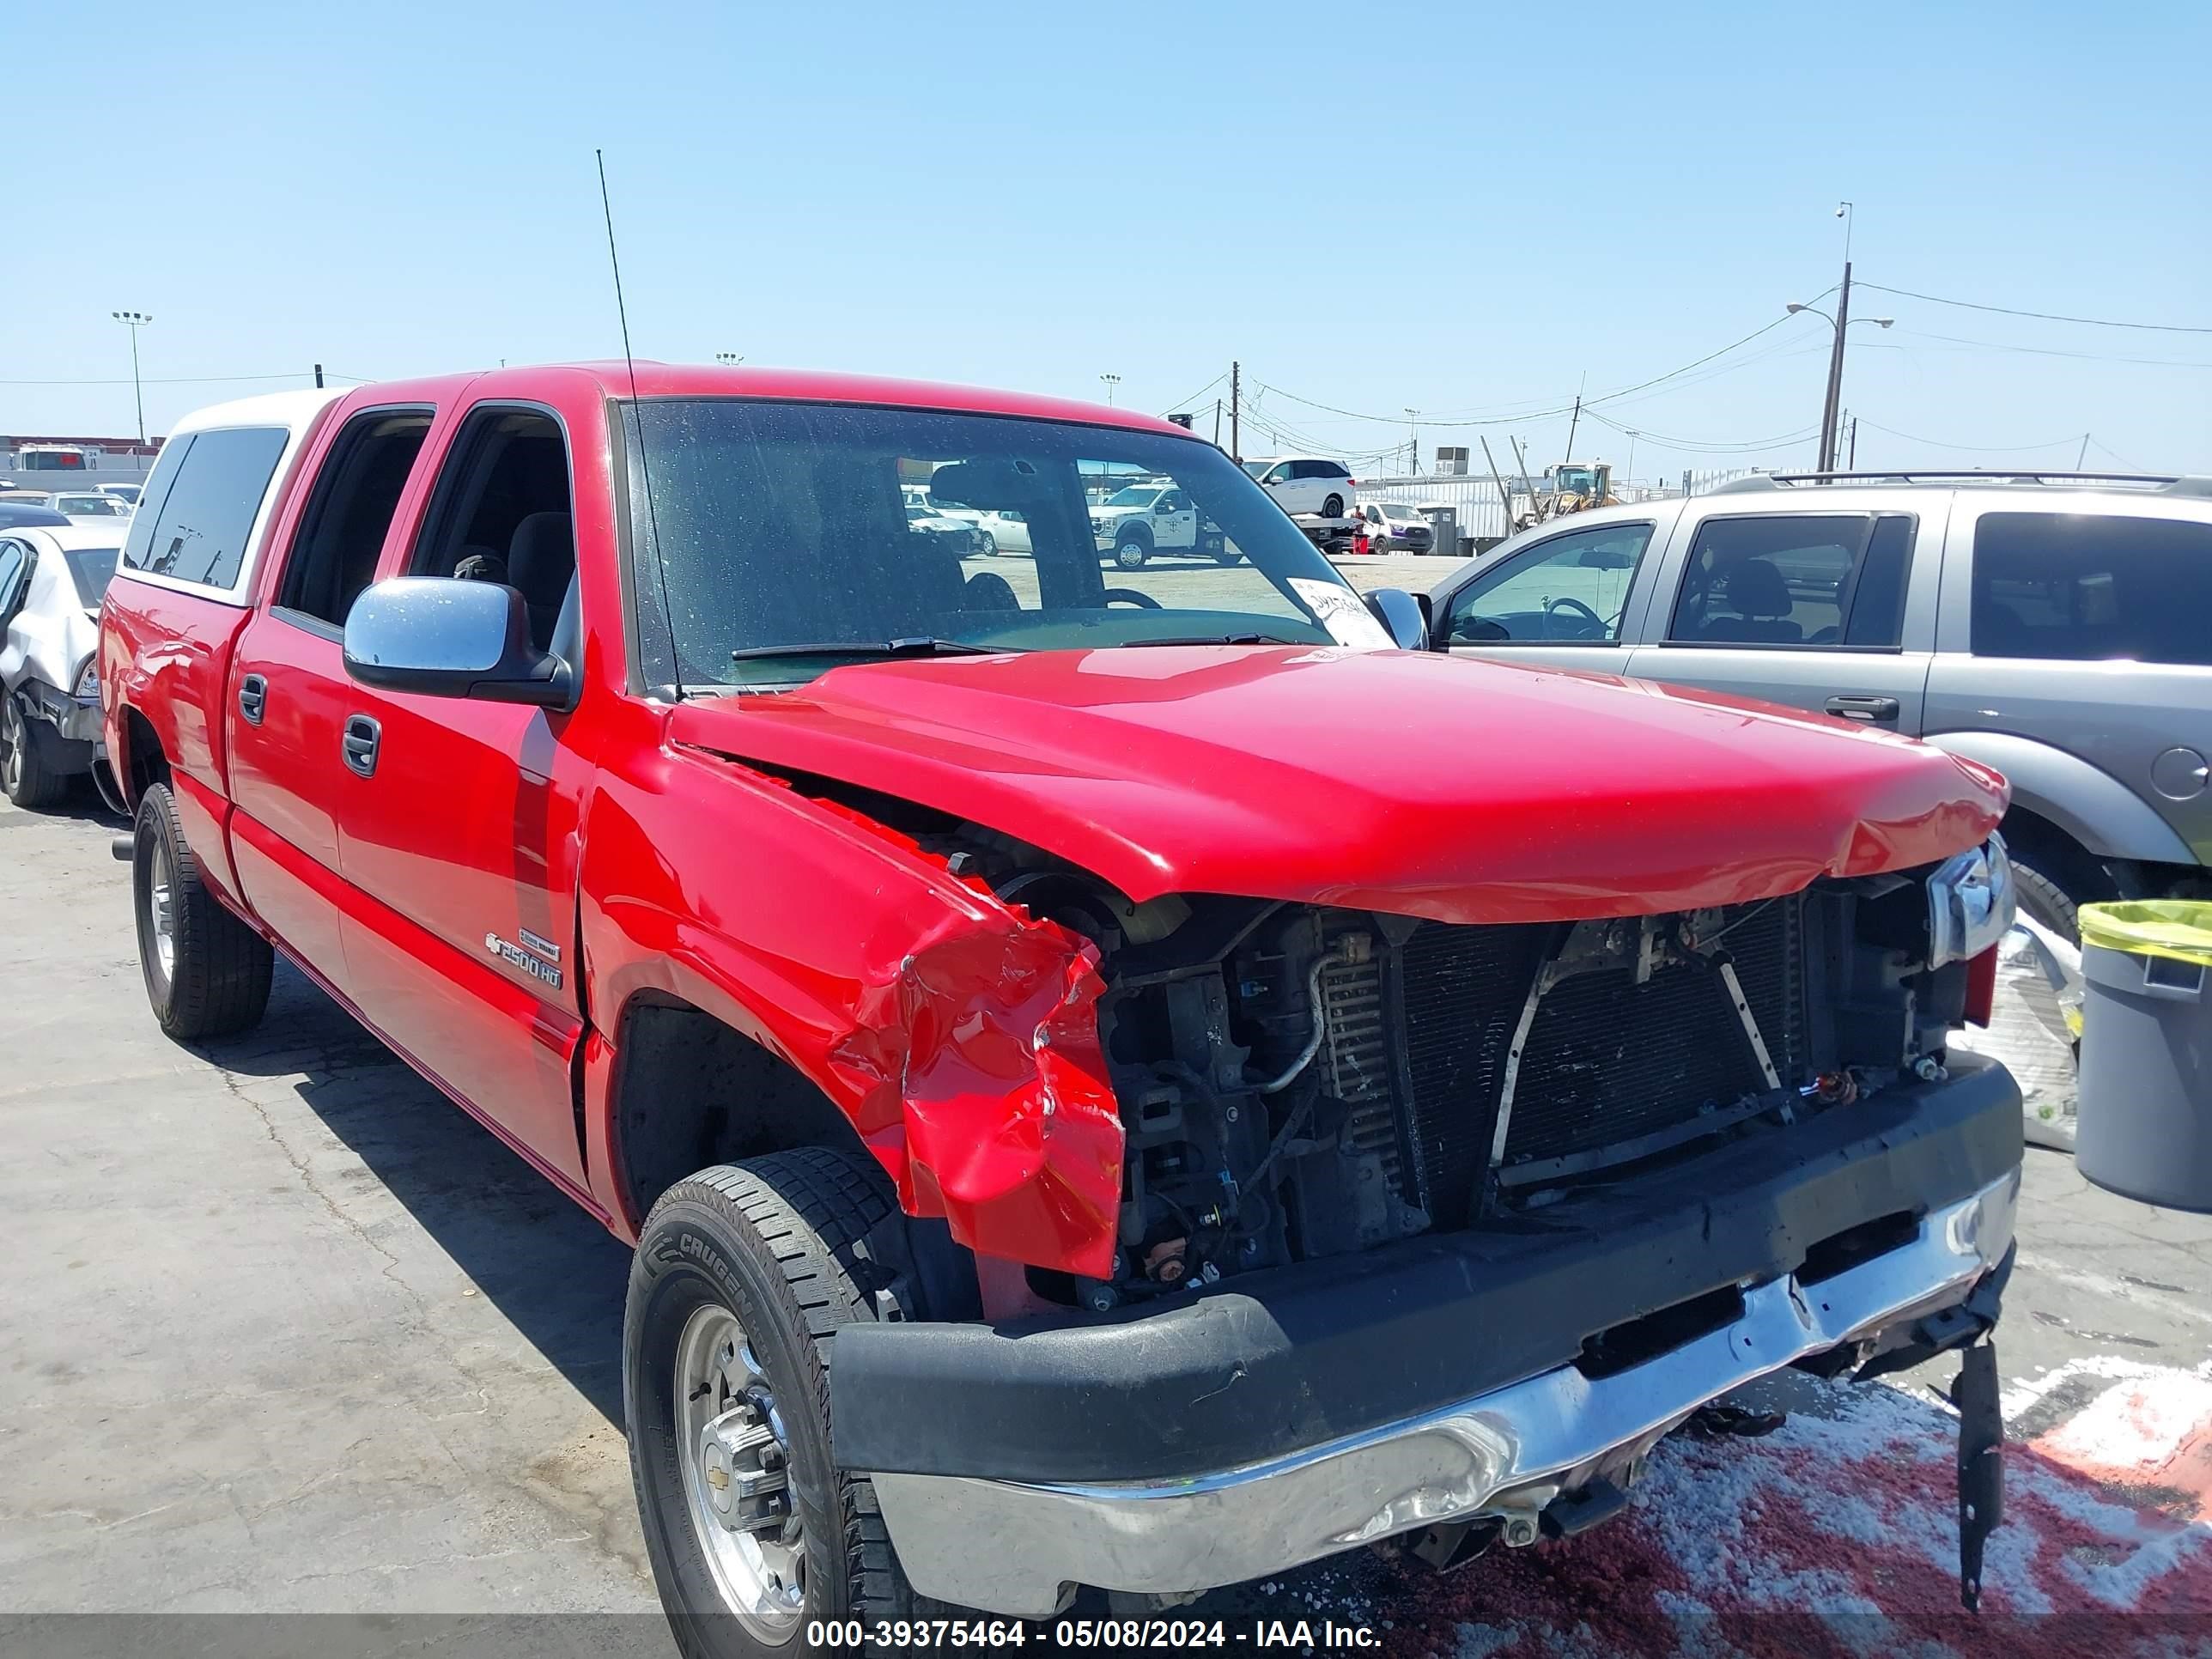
1443 521 1654 645
276 409 433 629
121 426 289 590
1972 512 2212 665
1666 514 1907 648
0 539 27 624
118 436 194 572
1263 464 1291 484
410 406 575 653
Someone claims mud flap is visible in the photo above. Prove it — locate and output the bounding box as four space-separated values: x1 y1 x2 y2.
1955 1340 2003 1612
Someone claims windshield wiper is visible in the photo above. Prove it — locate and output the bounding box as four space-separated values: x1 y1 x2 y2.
1115 633 1306 647
729 637 1018 662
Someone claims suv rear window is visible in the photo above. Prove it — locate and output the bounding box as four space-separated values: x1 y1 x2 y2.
1971 513 2212 665
120 425 289 592
1668 514 1914 649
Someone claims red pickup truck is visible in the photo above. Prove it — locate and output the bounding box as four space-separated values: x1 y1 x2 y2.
101 364 2024 1652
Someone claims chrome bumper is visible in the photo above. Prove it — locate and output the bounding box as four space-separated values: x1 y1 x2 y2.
873 1170 2018 1618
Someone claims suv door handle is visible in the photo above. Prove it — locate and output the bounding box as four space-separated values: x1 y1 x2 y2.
1825 694 1901 723
342 714 381 778
238 674 267 726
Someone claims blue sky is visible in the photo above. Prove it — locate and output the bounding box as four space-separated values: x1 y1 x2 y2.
15 0 2209 479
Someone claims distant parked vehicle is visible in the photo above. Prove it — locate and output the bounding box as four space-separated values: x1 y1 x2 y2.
1 524 120 806
1426 469 2212 937
98 483 144 507
1243 455 1357 519
902 498 989 558
46 491 133 521
1358 501 1436 554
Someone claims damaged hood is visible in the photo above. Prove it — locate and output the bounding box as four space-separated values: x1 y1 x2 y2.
670 646 2007 924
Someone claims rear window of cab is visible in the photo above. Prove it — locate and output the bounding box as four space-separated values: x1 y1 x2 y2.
120 426 289 592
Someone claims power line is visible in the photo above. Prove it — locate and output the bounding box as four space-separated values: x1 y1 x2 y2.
1854 417 2083 454
1252 292 1838 431
1891 329 2212 369
0 370 342 387
1582 409 1820 453
1159 371 1228 414
1858 283 2212 336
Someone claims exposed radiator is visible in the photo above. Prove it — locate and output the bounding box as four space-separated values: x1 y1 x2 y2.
1317 947 1407 1202
1352 897 1809 1223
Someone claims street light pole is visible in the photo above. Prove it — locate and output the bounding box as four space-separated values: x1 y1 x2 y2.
1403 408 1419 476
112 310 153 447
1099 373 1121 406
715 351 744 366
1787 291 1892 475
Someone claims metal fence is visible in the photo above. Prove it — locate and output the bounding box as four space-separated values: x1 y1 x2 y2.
1352 466 1771 546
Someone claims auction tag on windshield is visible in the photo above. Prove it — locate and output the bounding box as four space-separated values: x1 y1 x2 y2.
1289 577 1395 649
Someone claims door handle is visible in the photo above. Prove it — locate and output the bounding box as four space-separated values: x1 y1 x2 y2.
238 673 267 726
342 714 381 779
1824 694 1901 723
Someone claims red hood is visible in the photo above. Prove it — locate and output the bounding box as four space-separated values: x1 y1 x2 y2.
668 647 2006 925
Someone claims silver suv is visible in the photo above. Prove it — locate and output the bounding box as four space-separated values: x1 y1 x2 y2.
1425 471 2212 936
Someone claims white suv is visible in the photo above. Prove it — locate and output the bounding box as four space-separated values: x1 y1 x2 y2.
1242 455 1356 519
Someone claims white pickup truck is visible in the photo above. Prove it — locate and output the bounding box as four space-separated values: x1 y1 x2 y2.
1091 481 1233 568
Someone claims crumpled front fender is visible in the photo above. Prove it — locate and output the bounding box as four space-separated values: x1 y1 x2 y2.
830 908 1123 1280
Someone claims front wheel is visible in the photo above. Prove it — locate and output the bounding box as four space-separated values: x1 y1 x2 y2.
976 532 997 557
626 1150 938 1658
1321 493 1345 519
1114 534 1150 569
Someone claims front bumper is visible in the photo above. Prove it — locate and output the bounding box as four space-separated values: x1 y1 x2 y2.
840 1059 2021 1616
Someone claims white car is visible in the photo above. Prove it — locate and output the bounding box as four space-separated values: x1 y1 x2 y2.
0 524 120 806
908 488 1027 556
1241 455 1358 519
45 490 134 522
98 483 143 507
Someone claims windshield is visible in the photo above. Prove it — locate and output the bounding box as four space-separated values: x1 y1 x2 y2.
1376 503 1416 519
63 547 121 604
623 400 1376 689
1240 460 1271 480
55 495 125 515
1103 485 1162 507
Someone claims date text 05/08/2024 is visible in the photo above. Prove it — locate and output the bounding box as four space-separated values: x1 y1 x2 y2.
805 1619 1383 1650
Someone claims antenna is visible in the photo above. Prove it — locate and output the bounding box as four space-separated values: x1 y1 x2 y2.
597 148 682 697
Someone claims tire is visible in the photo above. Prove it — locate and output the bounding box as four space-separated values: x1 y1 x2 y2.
2010 854 2092 945
977 532 997 557
626 1149 940 1658
1321 493 1345 519
1114 533 1149 569
2 692 69 810
133 780 273 1039
1212 550 1243 566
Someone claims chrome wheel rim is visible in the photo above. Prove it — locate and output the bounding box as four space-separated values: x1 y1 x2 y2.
147 833 176 978
675 1303 805 1639
1118 542 1143 568
1 702 20 796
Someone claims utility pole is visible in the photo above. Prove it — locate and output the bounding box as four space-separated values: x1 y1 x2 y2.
1563 396 1583 466
1404 408 1419 477
112 310 153 446
2077 433 2091 469
1230 362 1240 463
1816 261 1853 471
1848 416 1858 469
1212 398 1222 446
1480 436 1514 533
313 363 325 388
